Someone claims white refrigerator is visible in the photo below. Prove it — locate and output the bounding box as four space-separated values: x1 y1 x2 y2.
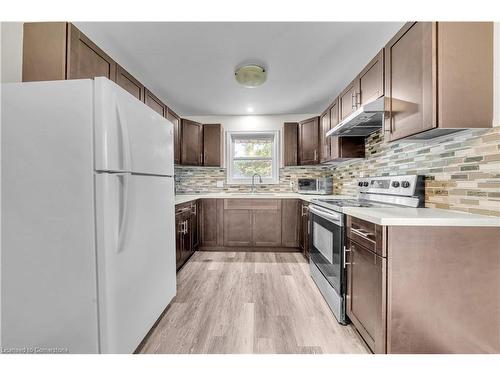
1 78 176 353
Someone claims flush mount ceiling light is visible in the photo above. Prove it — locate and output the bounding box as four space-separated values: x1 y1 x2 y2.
235 64 267 88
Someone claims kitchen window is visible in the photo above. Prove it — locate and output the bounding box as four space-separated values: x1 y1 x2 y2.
226 131 279 184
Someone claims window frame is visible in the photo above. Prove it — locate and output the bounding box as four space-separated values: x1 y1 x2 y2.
226 130 280 185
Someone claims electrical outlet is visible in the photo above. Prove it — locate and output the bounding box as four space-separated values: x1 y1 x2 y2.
216 181 224 188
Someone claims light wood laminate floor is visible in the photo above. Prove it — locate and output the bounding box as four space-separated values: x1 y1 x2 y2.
140 251 370 354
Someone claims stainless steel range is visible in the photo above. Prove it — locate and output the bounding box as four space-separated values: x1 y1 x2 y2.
308 175 424 324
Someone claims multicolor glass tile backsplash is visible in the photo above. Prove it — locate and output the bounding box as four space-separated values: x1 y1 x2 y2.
175 126 500 216
174 165 332 194
332 127 500 217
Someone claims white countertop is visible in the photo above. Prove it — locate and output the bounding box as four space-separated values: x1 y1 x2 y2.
175 192 351 205
342 206 500 227
175 193 500 227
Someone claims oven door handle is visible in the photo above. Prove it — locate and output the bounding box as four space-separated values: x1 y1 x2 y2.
309 205 343 225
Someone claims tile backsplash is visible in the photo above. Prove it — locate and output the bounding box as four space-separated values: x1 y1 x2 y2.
175 165 331 193
175 126 500 216
332 127 500 217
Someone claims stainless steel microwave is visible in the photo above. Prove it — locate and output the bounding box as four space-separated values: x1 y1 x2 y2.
297 177 333 195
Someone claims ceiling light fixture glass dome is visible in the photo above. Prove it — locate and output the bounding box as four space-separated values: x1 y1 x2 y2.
234 64 267 88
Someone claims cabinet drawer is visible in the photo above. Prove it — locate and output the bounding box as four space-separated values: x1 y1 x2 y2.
224 199 280 210
175 201 194 215
347 216 385 256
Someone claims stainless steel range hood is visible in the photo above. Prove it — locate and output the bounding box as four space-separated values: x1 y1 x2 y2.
326 97 384 137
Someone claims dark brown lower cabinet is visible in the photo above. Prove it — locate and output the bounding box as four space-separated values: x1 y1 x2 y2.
191 200 201 250
298 201 310 259
200 199 219 247
252 203 282 247
223 209 253 247
281 199 299 247
346 215 500 354
197 198 302 251
346 239 386 354
175 200 199 271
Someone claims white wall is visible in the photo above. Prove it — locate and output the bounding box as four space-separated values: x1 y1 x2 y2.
184 114 318 168
0 22 23 83
494 22 500 126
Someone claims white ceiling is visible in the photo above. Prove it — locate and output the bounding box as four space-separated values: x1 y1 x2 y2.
75 22 404 116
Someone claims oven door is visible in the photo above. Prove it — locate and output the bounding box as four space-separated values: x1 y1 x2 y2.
309 205 344 296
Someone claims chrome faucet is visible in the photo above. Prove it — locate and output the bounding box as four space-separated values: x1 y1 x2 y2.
251 173 262 194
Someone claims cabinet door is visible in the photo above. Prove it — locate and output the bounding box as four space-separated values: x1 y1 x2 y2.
346 240 386 353
67 24 116 81
202 124 222 167
384 22 435 142
167 109 181 165
181 119 204 166
283 122 298 166
298 117 319 165
181 212 192 262
115 65 144 101
201 199 218 247
319 110 331 163
22 22 68 82
223 209 253 247
358 49 384 106
338 79 357 121
252 202 282 247
175 214 183 270
298 202 309 257
144 89 165 117
281 199 299 247
191 201 200 250
329 100 341 159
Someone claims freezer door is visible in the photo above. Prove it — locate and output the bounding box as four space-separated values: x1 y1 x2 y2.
94 77 174 176
95 173 176 353
1 80 99 353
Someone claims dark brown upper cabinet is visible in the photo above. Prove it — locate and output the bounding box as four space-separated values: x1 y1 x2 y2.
283 122 299 166
357 49 384 106
319 110 331 163
115 65 144 101
22 22 117 82
67 24 117 81
384 22 493 142
338 79 357 122
181 119 204 166
167 109 181 165
202 124 224 167
144 89 166 117
298 117 320 165
329 100 365 161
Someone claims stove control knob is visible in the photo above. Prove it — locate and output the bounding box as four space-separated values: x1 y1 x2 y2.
358 182 363 187
391 181 400 188
363 181 369 187
401 181 410 188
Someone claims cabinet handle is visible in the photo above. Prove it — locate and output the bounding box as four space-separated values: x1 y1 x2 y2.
356 92 361 107
343 245 351 268
351 93 356 109
313 150 317 161
350 227 375 243
183 220 189 234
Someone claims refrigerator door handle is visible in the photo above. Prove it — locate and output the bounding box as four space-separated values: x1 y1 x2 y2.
116 101 132 173
116 172 132 253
